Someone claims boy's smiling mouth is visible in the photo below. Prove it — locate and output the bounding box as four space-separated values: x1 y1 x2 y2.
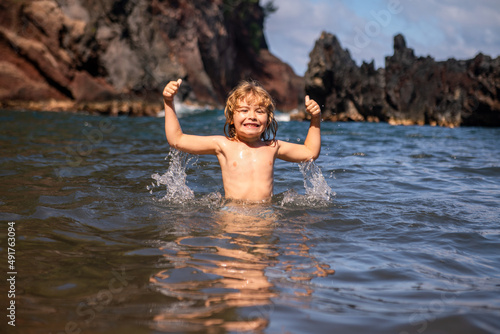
244 122 260 128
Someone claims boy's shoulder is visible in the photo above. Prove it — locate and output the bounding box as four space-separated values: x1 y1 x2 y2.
205 135 227 142
265 139 279 147
211 135 234 149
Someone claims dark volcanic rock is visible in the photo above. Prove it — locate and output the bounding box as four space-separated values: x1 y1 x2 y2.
305 32 500 127
384 34 500 127
305 32 384 122
0 0 303 113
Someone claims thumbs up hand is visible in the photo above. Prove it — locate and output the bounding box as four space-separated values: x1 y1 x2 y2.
163 79 183 102
305 95 321 116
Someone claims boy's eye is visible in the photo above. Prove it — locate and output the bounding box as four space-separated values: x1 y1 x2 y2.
235 108 266 114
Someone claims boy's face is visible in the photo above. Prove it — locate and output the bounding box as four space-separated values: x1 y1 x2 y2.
232 98 269 141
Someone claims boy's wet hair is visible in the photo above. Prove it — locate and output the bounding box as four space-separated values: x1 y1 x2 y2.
224 80 278 141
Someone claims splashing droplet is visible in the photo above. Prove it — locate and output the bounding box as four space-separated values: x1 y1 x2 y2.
150 149 195 203
280 161 334 207
299 160 334 201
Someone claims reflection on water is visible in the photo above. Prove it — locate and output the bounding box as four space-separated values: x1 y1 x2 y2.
148 148 335 331
150 204 334 332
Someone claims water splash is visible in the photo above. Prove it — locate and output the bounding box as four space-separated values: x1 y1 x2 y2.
149 149 332 208
148 149 224 208
149 149 195 203
299 160 333 201
281 160 334 207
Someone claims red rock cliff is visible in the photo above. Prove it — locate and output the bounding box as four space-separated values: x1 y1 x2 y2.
0 0 303 114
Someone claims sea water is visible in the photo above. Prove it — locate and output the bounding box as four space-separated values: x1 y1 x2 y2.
1 108 499 333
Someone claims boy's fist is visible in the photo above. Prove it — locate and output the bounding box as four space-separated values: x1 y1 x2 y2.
305 95 321 116
163 79 182 102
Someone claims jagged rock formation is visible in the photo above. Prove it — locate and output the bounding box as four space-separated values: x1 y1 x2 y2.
0 0 303 114
305 32 500 127
304 32 384 123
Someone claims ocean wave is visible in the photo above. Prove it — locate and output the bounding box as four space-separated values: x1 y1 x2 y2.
157 101 216 118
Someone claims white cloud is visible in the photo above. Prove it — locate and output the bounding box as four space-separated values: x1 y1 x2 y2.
265 0 500 75
395 0 500 60
265 0 362 74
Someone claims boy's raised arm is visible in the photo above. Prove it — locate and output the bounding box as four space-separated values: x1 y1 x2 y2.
163 79 219 155
163 79 184 146
277 95 321 162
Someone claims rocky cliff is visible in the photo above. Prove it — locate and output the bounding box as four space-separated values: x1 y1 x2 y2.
0 0 303 114
2 1 498 127
305 32 500 127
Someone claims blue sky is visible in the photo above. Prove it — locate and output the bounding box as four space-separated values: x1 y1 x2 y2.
264 0 500 75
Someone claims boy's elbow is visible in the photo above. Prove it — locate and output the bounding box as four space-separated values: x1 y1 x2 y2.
166 136 181 150
303 143 320 161
168 139 182 150
310 147 321 160
165 131 184 149
302 152 319 162
165 135 175 147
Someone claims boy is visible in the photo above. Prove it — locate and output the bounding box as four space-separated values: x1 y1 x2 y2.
163 79 321 202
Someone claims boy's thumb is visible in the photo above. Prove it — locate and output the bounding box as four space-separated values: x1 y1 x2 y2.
177 79 182 86
305 95 310 104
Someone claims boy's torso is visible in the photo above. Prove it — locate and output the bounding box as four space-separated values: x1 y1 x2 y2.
215 137 278 201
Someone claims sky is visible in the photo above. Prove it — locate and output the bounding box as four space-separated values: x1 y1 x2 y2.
264 0 500 75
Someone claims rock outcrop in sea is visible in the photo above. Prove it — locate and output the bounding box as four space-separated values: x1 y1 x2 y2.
304 32 500 127
1 1 499 127
0 0 303 114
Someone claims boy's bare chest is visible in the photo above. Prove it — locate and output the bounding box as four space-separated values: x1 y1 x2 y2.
220 143 277 172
